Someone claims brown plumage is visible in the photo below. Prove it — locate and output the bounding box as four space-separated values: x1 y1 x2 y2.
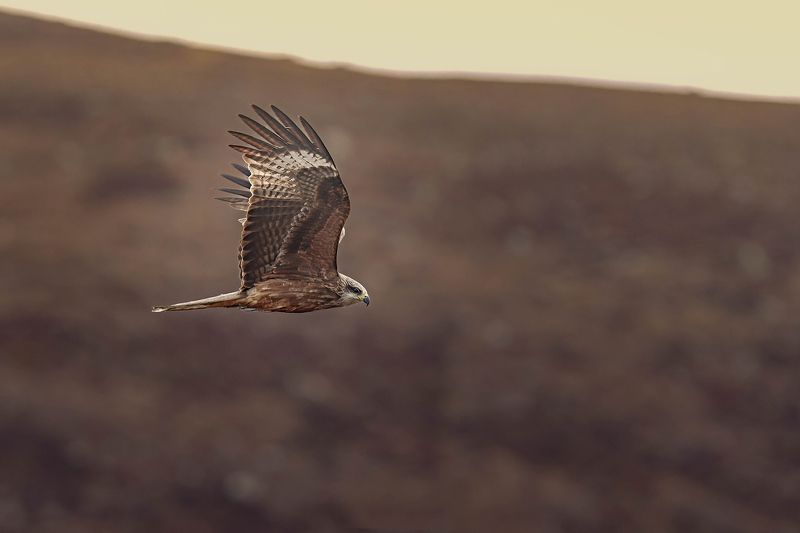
153 105 369 313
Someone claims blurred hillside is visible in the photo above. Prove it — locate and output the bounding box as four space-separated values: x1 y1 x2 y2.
2 10 800 533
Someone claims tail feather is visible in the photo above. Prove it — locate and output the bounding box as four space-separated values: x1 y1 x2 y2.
152 291 243 312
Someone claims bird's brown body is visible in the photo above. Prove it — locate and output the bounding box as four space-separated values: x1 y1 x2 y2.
241 276 346 313
153 105 369 314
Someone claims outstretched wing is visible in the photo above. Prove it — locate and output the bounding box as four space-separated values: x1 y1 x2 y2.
219 105 350 290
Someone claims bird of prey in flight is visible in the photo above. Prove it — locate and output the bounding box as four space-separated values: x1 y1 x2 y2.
153 105 369 313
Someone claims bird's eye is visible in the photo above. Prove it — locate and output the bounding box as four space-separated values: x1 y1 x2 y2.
350 285 362 295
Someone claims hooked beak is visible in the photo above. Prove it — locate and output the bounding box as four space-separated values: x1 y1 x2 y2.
363 295 370 306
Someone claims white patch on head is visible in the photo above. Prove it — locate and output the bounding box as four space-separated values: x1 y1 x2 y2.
339 273 369 305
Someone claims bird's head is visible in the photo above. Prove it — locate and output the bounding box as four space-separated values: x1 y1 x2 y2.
339 274 370 307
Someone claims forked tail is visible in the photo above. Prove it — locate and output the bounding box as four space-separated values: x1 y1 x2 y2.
152 291 243 312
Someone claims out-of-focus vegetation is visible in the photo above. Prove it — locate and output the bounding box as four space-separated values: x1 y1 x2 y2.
1 11 800 533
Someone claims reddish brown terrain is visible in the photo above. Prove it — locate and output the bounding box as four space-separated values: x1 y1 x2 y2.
2 10 800 533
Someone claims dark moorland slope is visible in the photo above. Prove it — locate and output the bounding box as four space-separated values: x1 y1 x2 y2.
2 11 800 533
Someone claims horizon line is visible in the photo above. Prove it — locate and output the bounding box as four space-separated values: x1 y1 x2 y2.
4 5 800 107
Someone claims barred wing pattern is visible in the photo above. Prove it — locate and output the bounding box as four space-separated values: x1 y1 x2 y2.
217 105 350 290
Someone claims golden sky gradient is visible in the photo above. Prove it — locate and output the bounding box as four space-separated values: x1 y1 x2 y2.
3 1 800 100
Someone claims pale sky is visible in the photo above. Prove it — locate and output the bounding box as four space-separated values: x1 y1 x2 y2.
3 1 800 100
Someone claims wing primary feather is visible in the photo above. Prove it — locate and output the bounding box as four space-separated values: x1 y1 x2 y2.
216 196 244 204
216 197 249 210
232 163 251 176
221 173 251 188
219 187 251 198
271 106 313 148
252 105 300 145
299 116 334 164
228 130 275 150
239 114 286 146
229 144 262 157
